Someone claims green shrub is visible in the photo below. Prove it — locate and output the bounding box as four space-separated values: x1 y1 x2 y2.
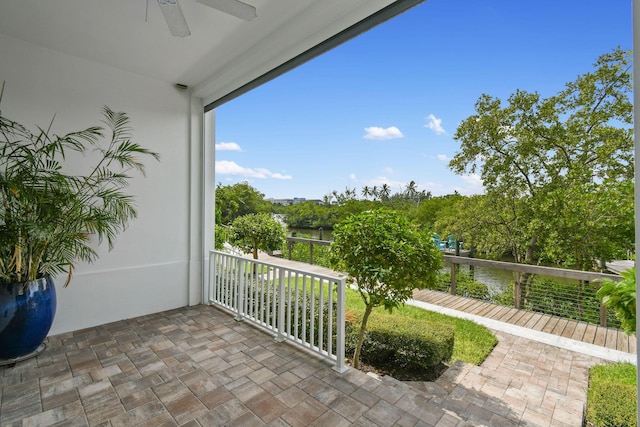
346 309 454 371
586 363 637 427
597 267 636 334
284 237 332 268
214 224 227 250
436 270 491 300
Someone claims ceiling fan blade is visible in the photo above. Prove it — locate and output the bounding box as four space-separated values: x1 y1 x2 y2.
196 0 257 21
157 0 191 37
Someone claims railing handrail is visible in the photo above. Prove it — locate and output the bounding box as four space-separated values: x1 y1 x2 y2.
209 250 347 373
284 237 625 282
443 255 623 282
287 236 332 246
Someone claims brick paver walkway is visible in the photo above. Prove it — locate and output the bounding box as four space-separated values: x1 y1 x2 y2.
0 303 611 426
414 330 600 426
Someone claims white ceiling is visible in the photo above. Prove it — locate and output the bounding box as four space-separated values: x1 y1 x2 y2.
0 0 403 106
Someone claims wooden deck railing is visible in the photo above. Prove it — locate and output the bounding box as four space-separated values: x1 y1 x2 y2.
286 236 331 265
282 236 628 328
443 255 623 327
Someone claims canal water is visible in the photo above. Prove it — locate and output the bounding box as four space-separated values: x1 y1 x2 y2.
289 227 334 241
446 262 514 295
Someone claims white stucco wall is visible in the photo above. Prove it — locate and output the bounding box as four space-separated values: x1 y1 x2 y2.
0 33 207 334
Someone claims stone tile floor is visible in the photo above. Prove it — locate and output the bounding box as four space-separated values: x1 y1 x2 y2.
0 304 607 426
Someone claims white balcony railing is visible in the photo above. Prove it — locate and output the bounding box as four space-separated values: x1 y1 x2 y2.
208 250 347 373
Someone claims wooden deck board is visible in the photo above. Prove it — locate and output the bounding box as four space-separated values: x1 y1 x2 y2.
425 292 454 305
629 336 637 354
605 328 619 350
523 313 544 329
491 306 514 322
473 302 495 317
542 316 560 334
510 309 530 325
447 297 472 310
583 324 598 344
438 295 459 306
410 289 634 354
560 320 577 339
514 311 535 327
484 305 506 319
616 331 629 353
532 315 552 331
593 327 607 347
496 308 520 323
552 318 569 336
456 300 480 312
570 322 587 341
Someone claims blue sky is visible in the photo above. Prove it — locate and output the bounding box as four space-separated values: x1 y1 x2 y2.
215 0 632 200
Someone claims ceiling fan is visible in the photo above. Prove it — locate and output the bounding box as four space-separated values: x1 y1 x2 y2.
156 0 257 38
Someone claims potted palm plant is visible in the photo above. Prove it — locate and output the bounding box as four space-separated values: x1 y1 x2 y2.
0 84 159 361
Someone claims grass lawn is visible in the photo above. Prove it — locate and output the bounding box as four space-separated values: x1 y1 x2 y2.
345 288 498 365
586 362 637 427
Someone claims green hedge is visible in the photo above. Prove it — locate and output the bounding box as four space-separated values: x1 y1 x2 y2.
586 363 637 427
586 383 637 427
346 309 454 370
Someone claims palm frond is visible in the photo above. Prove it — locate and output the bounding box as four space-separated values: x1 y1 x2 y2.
0 98 159 283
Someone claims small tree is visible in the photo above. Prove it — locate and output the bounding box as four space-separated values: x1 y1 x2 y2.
230 213 286 260
329 209 442 368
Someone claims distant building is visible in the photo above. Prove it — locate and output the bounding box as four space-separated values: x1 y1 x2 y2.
267 197 323 206
267 198 293 206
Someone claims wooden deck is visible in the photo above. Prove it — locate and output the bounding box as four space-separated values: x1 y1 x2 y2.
413 289 637 355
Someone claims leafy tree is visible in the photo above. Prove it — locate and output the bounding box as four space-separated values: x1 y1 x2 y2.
411 194 465 232
216 182 271 224
449 48 633 269
540 180 634 269
436 193 535 262
229 213 286 260
214 224 226 250
329 209 442 368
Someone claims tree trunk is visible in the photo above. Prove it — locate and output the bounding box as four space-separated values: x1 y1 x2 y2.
353 304 373 369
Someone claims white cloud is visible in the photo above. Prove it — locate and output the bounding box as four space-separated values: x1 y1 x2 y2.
215 160 292 180
349 173 357 181
448 173 485 195
215 141 242 151
364 126 404 140
383 167 394 175
437 154 449 161
461 173 483 188
425 114 446 135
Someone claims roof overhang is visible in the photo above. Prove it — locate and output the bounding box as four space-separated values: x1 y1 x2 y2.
0 0 424 108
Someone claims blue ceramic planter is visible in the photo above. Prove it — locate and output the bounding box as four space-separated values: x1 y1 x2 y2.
0 275 57 359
